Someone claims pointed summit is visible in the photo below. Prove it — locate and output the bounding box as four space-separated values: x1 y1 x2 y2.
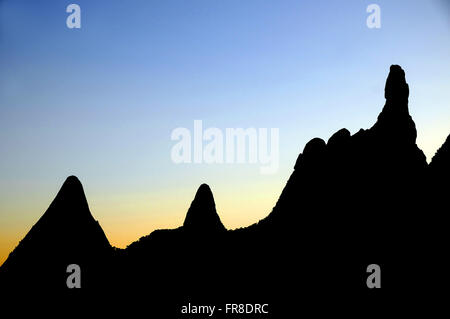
45 175 90 219
183 184 226 233
384 64 409 103
0 176 111 288
372 65 418 145
28 175 110 246
58 175 85 197
263 64 427 228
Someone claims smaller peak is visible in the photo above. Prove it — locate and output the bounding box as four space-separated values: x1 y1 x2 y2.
193 184 214 203
197 183 212 193
303 138 326 155
51 175 89 212
328 128 351 147
58 175 84 196
294 138 326 170
183 184 226 233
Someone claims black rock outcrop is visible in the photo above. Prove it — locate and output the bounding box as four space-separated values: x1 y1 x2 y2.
183 184 226 233
0 176 111 290
0 65 448 315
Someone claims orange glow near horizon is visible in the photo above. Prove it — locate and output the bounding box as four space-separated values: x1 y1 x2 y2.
0 180 284 267
1 130 449 267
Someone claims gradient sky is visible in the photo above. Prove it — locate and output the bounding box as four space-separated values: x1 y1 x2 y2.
1 0 449 265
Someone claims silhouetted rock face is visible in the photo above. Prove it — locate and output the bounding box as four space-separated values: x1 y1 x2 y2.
294 138 326 170
265 65 427 236
384 64 409 102
371 65 417 144
14 175 110 251
327 128 351 148
1 64 448 311
183 184 226 233
0 176 111 289
40 175 95 222
369 65 426 171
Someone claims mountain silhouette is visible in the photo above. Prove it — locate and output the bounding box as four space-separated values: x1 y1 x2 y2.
183 183 226 233
0 65 448 315
0 176 112 291
126 183 226 253
259 65 425 253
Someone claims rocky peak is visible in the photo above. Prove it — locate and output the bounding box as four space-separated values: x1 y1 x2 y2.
183 184 226 233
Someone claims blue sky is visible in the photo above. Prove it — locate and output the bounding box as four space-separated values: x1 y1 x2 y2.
0 0 449 263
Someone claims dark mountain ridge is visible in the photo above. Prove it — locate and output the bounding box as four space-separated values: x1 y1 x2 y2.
0 176 112 290
0 65 448 314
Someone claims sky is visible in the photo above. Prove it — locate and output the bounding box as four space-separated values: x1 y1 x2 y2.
0 0 449 265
